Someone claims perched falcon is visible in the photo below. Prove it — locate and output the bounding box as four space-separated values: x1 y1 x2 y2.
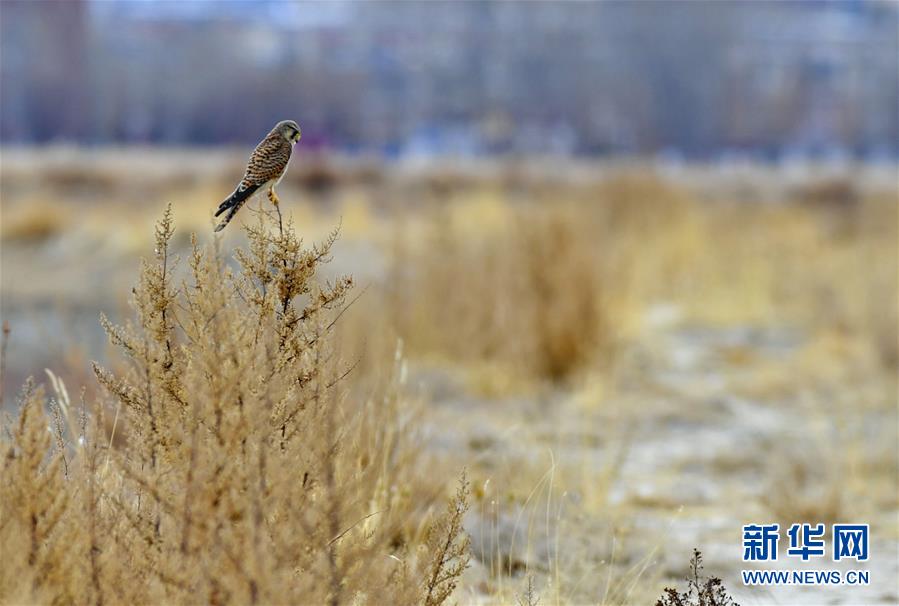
214 119 302 232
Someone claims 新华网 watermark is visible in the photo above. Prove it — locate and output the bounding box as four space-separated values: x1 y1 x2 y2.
740 523 869 586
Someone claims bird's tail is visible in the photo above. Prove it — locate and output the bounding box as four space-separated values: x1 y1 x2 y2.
213 183 260 232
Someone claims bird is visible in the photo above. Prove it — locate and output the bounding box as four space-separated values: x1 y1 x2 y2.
214 119 302 232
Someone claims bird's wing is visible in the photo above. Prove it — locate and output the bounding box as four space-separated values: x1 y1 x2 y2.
242 133 292 187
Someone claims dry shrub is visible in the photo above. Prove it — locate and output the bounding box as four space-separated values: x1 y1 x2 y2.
0 205 469 605
282 157 384 194
287 158 340 194
389 173 701 386
390 202 610 386
0 199 70 243
761 446 845 527
793 176 859 211
518 206 607 381
656 549 738 606
0 382 75 604
41 162 122 196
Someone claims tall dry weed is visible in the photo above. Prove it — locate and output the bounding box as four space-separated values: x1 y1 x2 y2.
1 204 469 605
389 174 700 386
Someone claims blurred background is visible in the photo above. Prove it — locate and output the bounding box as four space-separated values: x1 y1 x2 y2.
1 1 897 604
2 0 898 157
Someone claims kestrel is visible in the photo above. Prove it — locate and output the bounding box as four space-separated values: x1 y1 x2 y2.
214 119 302 232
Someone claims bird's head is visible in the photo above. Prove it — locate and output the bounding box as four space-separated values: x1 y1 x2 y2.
274 120 302 144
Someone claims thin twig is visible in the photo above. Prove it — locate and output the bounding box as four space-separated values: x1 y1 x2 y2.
326 357 361 389
327 509 385 546
275 198 284 237
306 284 369 349
104 401 122 474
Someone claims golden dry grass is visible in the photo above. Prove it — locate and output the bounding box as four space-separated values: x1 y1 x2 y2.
1 151 896 604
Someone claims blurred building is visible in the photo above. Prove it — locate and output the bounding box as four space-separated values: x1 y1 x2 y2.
1 0 896 159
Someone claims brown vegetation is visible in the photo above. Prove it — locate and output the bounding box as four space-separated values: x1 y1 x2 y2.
2 155 896 604
1 205 469 605
656 550 738 606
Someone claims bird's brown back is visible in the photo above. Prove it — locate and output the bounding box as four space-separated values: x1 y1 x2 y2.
242 132 292 187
